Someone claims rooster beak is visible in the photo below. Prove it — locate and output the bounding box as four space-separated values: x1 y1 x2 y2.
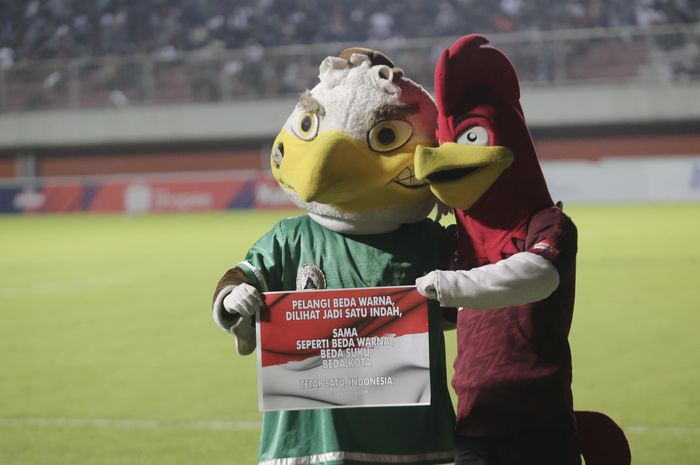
415 143 513 210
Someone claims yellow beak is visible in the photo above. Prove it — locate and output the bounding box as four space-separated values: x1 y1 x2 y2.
271 129 430 209
414 142 514 210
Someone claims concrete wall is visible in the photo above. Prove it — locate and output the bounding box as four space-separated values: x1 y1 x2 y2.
1 82 698 149
544 155 700 204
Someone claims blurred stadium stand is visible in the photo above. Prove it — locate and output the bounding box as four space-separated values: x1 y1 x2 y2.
0 1 698 212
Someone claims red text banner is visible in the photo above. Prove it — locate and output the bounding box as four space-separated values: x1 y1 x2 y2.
256 286 431 411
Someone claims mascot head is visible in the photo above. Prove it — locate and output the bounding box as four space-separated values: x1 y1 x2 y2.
415 35 553 224
271 48 438 234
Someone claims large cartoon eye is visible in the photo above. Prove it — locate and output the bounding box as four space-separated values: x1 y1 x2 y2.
368 120 414 153
456 126 489 146
292 112 319 141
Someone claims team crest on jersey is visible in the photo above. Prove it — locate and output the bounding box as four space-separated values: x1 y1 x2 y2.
296 264 326 290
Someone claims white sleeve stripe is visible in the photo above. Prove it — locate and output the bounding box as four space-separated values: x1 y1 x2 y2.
238 260 269 292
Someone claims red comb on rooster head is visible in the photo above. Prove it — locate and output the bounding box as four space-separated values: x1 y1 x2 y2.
435 34 522 136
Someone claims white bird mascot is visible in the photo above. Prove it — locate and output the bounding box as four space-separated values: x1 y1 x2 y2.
211 48 456 465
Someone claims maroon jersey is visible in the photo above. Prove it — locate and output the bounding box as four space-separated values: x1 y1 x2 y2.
452 205 577 436
427 35 580 438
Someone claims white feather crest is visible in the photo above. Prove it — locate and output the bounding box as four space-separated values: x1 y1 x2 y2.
318 53 399 95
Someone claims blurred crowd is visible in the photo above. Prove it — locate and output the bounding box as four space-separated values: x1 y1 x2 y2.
1 0 698 64
0 0 698 111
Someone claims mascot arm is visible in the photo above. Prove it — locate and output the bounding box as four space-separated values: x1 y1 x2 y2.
212 266 261 355
416 252 559 310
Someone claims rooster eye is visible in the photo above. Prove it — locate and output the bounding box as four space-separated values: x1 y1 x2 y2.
292 112 319 141
368 120 413 153
456 126 489 146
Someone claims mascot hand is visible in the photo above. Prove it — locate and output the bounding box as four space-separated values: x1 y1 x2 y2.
223 283 261 317
212 283 261 355
416 271 440 301
230 314 256 356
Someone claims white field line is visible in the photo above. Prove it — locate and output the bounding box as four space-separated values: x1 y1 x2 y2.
0 418 698 435
626 425 700 435
0 418 261 431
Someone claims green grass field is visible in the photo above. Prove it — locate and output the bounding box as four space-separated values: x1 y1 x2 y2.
1 205 699 465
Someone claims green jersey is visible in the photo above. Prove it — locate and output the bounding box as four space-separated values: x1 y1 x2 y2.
238 215 456 465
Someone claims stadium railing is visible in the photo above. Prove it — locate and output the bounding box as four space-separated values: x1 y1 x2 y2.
0 23 698 113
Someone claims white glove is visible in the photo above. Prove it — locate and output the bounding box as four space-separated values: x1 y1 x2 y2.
415 271 440 301
223 283 261 318
212 283 261 355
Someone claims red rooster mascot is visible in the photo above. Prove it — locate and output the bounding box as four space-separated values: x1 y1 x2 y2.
414 35 630 465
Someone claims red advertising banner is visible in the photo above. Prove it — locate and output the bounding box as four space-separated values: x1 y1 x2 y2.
256 286 431 411
1 172 297 214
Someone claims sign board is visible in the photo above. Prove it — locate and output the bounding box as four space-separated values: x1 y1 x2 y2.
256 286 431 411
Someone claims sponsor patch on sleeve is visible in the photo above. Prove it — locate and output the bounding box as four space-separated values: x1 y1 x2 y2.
532 239 560 256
